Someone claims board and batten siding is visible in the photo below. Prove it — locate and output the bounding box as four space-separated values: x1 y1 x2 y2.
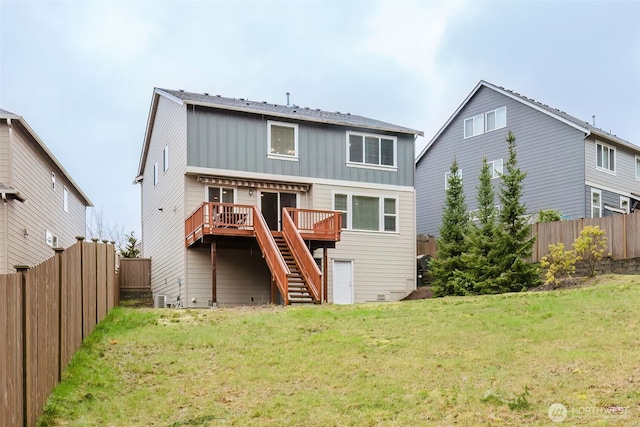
141 95 188 302
3 123 86 272
584 136 640 199
186 105 415 187
416 86 586 236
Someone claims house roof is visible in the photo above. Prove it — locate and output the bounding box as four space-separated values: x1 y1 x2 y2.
416 80 640 163
137 88 423 179
0 109 93 206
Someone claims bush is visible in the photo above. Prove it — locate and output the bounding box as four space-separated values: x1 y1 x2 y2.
537 209 562 223
572 225 608 277
540 243 577 287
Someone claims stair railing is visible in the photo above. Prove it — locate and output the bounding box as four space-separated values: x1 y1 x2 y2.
252 206 290 304
282 208 322 302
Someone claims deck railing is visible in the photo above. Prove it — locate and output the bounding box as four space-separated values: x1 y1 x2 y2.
283 208 322 302
252 206 291 304
185 202 254 246
287 208 342 241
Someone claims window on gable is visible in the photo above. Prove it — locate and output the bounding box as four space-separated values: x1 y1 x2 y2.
51 172 56 190
635 156 640 179
464 114 484 138
596 142 615 173
163 146 169 172
268 121 298 159
591 189 602 218
489 159 503 178
333 193 398 232
620 196 630 214
347 132 396 168
486 107 506 132
63 187 69 213
153 162 158 186
445 169 462 190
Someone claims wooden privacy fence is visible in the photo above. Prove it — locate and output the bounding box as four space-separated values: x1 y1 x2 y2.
0 238 117 427
118 257 151 292
417 211 640 262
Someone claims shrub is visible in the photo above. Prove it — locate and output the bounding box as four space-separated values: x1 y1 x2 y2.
540 243 577 287
572 225 608 277
537 209 562 223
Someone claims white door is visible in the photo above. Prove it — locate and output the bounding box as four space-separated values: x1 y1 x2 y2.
333 260 353 304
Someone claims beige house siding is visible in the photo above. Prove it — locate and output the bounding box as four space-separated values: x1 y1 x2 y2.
2 122 86 273
585 136 640 193
1 125 8 270
141 95 188 302
0 125 9 182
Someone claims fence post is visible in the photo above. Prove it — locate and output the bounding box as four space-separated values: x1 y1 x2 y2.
14 264 30 427
76 236 85 339
53 247 64 383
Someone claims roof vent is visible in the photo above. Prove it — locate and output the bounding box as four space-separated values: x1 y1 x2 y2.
204 92 209 96
216 94 221 97
286 92 291 107
239 98 245 101
179 89 184 92
592 115 596 126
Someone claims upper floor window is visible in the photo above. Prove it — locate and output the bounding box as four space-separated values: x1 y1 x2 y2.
635 156 640 180
591 188 602 218
51 172 56 190
347 132 396 168
489 159 503 178
333 193 398 232
486 107 506 132
445 169 462 190
63 187 69 213
596 142 615 173
153 162 158 186
163 146 169 172
268 121 298 159
464 114 484 138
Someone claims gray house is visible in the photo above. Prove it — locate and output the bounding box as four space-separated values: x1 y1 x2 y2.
136 88 423 306
0 109 92 273
416 80 640 236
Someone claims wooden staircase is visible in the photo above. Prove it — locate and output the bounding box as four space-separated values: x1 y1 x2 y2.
273 234 319 304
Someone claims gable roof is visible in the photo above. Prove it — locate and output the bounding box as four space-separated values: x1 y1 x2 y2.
137 88 423 179
416 80 640 163
0 109 93 206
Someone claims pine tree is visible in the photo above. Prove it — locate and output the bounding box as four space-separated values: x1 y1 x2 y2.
458 157 501 294
120 231 140 258
430 159 470 296
493 132 539 291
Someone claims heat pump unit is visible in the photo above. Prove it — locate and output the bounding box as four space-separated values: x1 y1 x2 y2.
154 294 167 308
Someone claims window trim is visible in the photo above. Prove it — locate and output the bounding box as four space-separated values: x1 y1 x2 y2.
153 162 159 186
205 186 236 204
620 196 630 214
595 141 616 174
464 114 484 139
45 230 58 247
346 131 398 170
332 191 399 233
635 156 640 180
490 159 503 179
591 188 602 218
267 120 299 161
163 145 169 172
63 186 69 213
444 169 462 190
485 106 507 133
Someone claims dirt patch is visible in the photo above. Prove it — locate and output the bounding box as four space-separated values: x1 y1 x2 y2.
402 286 433 300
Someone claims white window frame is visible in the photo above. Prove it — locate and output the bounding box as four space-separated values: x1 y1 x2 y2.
63 186 69 213
163 145 169 172
635 156 640 180
45 230 58 247
464 114 484 139
485 106 507 133
489 159 503 179
595 142 616 174
267 120 299 160
153 162 158 186
205 186 236 204
591 188 602 218
445 169 462 190
620 196 630 214
332 192 399 233
346 131 397 170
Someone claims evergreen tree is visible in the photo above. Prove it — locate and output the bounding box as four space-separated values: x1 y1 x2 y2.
456 157 501 294
120 231 140 258
430 159 470 296
493 132 539 291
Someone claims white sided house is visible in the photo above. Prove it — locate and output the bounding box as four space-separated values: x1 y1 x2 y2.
136 89 423 306
0 109 92 273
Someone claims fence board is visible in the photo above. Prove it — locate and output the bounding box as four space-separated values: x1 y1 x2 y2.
107 244 116 310
119 258 151 290
0 273 23 427
82 242 97 337
96 243 108 323
628 212 640 258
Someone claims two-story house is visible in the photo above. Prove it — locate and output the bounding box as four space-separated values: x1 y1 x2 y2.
416 80 640 237
0 109 93 273
136 88 423 306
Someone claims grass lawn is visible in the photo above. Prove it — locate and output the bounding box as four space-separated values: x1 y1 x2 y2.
38 274 639 426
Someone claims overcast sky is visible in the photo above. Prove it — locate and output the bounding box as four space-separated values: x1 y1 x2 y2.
1 0 639 239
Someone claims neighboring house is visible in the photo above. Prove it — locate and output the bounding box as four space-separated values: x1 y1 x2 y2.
416 80 640 237
136 88 423 306
0 109 92 273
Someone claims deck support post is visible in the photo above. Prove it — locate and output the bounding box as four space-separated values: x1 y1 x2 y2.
270 276 277 304
211 240 217 304
323 246 328 303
